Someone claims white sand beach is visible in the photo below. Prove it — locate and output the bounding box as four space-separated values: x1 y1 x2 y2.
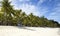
0 26 60 36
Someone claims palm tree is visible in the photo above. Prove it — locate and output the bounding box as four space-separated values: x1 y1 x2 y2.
1 0 14 25
14 9 22 26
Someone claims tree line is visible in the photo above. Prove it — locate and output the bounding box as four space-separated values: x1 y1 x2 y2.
0 0 60 27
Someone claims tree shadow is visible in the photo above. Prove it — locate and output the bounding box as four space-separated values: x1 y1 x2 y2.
16 26 36 31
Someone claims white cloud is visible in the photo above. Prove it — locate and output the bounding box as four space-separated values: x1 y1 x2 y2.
19 0 30 2
39 0 46 3
37 0 46 6
15 3 41 16
10 0 30 2
0 0 1 1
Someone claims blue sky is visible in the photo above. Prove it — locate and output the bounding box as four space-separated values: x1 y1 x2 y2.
9 0 60 23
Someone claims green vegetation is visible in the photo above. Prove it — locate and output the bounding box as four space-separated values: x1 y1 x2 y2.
0 0 60 27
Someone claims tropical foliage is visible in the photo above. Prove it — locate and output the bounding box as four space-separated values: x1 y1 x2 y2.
0 0 60 27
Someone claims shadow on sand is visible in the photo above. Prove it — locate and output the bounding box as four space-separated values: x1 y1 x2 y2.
16 26 36 31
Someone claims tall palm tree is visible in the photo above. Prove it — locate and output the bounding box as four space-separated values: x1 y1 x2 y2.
1 0 14 25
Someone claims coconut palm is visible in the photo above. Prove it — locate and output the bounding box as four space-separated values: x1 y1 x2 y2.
1 0 14 25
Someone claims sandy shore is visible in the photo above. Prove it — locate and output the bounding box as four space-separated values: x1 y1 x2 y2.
0 26 60 36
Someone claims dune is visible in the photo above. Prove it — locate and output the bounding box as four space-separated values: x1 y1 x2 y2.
0 26 60 36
